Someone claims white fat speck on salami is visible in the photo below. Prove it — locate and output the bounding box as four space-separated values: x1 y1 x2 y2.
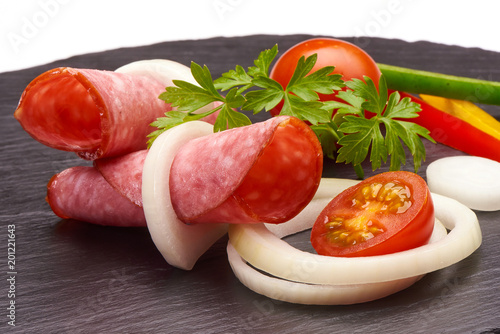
14 67 171 160
169 116 323 225
46 166 146 226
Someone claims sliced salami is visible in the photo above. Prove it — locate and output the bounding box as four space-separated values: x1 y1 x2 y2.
45 116 322 229
94 150 147 207
169 116 323 225
46 166 146 227
14 67 172 160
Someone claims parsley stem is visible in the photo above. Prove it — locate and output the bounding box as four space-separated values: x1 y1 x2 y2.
353 164 365 179
187 103 223 118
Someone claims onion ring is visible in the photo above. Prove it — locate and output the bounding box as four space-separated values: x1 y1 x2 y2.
227 219 448 305
229 183 481 285
264 178 359 238
427 156 500 211
142 121 228 270
116 59 196 87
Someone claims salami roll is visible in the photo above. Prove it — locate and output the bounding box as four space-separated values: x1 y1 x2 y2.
46 166 146 227
14 67 171 160
94 150 147 207
169 116 323 225
46 116 322 227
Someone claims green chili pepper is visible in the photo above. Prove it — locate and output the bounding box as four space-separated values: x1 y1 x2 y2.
378 63 500 106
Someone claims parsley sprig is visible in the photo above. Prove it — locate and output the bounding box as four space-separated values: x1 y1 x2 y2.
150 45 434 178
322 77 435 176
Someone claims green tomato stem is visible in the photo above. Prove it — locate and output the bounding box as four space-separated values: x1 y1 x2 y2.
377 63 500 106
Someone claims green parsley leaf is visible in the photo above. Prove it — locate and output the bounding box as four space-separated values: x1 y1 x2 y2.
242 52 343 124
159 80 219 113
324 90 365 117
281 95 331 125
213 65 253 93
289 67 343 101
247 44 278 78
241 77 284 113
214 45 278 93
286 54 344 101
215 103 252 132
152 44 433 179
346 76 387 114
310 121 340 160
190 61 220 97
146 108 220 148
213 87 251 131
159 61 224 113
336 115 387 169
336 76 434 174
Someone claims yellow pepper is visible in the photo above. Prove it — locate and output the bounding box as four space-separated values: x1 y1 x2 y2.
420 94 500 142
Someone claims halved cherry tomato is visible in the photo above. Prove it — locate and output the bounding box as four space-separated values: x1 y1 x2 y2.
311 171 434 257
269 38 382 116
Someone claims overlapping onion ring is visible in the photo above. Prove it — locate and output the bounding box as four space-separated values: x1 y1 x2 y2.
227 179 482 304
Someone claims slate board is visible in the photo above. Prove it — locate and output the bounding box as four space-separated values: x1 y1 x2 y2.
1 35 499 334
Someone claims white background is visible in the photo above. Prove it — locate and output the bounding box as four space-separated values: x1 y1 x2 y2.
1 0 500 73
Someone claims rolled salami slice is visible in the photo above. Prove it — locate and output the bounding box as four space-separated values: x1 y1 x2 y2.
169 116 324 225
94 150 147 207
46 166 146 227
14 67 172 160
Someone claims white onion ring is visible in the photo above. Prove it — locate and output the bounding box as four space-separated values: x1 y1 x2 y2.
265 178 359 238
229 181 482 285
227 218 448 305
142 121 228 270
427 156 500 211
115 59 196 87
312 177 361 199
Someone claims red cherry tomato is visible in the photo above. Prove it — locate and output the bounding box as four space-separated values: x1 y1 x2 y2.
270 38 382 116
311 171 434 257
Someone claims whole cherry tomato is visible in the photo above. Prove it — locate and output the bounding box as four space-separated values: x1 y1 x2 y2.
270 38 382 116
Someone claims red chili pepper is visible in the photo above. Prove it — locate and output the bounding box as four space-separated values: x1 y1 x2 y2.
397 91 500 162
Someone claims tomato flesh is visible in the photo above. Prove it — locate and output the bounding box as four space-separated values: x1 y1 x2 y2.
311 171 434 257
269 38 382 116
